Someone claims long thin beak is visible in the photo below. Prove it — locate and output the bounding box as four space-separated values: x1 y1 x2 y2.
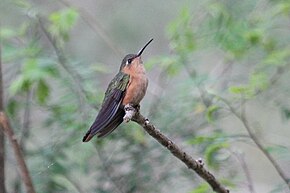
137 38 153 57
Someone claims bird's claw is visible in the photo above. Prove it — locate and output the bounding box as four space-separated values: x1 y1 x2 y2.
123 104 136 123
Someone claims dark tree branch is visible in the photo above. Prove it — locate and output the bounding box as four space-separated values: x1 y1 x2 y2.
0 24 6 193
123 105 229 193
0 112 36 193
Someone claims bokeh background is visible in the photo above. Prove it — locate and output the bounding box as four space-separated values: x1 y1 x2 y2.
1 0 290 193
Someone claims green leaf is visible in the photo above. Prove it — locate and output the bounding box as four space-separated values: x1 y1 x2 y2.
90 63 110 73
205 143 229 169
49 8 79 41
187 131 225 145
274 2 290 16
263 49 290 67
249 72 268 91
228 85 248 95
0 28 17 39
187 136 209 145
167 6 196 55
244 29 263 45
36 79 50 104
52 174 78 191
23 58 58 80
281 108 290 120
206 3 250 58
206 105 220 123
7 99 18 116
9 75 31 94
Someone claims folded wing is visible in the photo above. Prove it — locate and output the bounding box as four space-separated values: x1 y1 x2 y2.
82 72 130 142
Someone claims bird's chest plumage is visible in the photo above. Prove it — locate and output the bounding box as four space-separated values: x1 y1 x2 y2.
122 65 148 106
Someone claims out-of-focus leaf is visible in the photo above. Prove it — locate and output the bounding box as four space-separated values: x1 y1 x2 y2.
146 55 180 76
206 105 220 123
7 99 18 117
187 131 225 145
273 1 290 16
13 0 31 8
228 85 248 95
244 29 263 45
281 107 290 120
263 49 290 67
187 136 213 145
188 183 210 193
194 103 206 114
167 6 196 54
229 71 268 98
206 2 250 58
36 79 50 104
249 72 268 92
52 174 78 191
49 8 79 41
90 63 110 73
9 75 30 94
205 142 229 169
0 28 17 39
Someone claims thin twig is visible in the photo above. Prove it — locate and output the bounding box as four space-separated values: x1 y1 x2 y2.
231 151 255 193
58 0 124 57
218 96 290 189
94 146 125 193
19 90 32 146
0 112 36 193
36 15 98 110
123 106 229 193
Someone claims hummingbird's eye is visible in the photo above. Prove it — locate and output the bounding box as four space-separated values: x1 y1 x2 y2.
126 58 132 65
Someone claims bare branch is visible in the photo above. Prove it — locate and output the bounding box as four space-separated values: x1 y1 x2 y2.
231 151 255 193
123 107 229 193
219 96 290 190
94 147 126 193
0 24 6 193
0 112 36 193
36 15 98 110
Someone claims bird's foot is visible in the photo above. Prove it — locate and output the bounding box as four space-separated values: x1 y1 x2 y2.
123 104 136 123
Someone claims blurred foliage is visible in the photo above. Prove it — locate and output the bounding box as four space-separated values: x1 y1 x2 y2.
1 0 290 193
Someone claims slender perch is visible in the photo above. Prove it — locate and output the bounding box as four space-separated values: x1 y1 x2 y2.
0 112 36 193
124 105 229 193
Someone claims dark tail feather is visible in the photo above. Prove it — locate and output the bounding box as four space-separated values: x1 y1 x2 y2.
82 108 124 142
97 108 125 138
82 129 95 142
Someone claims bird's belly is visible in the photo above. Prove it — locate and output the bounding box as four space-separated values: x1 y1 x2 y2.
122 76 148 106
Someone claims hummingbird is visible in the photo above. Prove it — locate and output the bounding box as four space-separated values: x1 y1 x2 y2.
82 39 153 142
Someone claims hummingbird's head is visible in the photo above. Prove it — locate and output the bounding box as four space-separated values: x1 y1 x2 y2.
119 38 153 71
